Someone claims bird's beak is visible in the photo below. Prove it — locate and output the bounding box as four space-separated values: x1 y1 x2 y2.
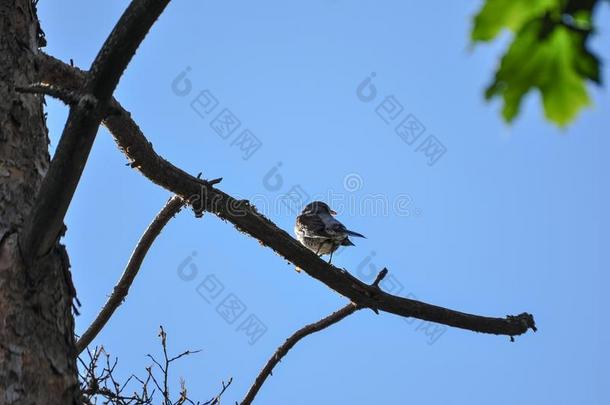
330 209 337 215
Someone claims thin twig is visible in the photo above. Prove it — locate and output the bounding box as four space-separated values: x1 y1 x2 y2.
161 326 170 405
19 0 171 265
203 378 233 405
37 53 537 338
240 270 388 405
76 195 184 353
79 328 206 404
241 303 361 405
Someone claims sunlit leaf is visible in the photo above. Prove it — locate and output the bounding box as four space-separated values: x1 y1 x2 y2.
471 0 604 127
471 0 558 41
485 20 596 126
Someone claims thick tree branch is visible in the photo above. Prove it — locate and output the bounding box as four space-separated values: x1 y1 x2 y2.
76 195 185 354
241 270 387 405
36 54 537 338
19 0 171 264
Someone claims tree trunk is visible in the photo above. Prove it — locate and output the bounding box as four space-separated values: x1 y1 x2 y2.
0 1 78 403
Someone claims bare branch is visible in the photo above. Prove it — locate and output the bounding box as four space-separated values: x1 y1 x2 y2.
168 349 203 363
15 83 81 104
19 0 171 264
79 328 208 404
240 270 387 405
204 378 233 405
37 53 536 338
76 195 184 353
242 303 359 404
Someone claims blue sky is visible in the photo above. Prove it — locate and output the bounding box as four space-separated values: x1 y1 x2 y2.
40 1 608 404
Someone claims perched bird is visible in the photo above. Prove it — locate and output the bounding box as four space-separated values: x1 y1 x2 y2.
295 201 365 265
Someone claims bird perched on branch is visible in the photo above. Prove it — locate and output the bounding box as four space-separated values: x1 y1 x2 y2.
294 201 365 267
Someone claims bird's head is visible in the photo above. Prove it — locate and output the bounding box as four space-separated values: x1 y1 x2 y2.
301 201 337 216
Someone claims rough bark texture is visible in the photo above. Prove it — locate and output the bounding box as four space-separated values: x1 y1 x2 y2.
0 1 78 403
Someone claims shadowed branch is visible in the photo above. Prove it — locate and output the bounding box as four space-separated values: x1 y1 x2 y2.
240 270 387 405
36 53 536 339
242 304 358 405
19 0 171 265
76 195 185 353
15 83 81 105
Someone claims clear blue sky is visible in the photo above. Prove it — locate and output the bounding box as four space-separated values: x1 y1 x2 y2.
40 1 608 404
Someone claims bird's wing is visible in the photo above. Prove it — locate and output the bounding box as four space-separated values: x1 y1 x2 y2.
328 221 348 234
324 215 366 238
322 215 350 236
296 214 331 238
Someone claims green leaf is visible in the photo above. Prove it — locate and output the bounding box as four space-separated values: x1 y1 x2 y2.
485 20 597 126
539 28 592 125
471 0 558 41
574 48 600 84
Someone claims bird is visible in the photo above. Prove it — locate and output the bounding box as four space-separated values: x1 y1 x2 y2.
294 201 365 266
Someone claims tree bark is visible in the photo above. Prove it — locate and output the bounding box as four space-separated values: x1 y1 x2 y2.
0 1 78 403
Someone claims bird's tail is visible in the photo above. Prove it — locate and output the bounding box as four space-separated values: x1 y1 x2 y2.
341 238 355 246
345 229 366 238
